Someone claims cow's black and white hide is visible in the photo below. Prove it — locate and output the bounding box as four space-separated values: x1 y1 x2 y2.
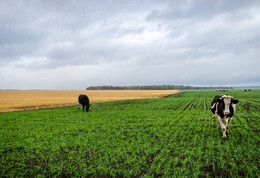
209 95 239 138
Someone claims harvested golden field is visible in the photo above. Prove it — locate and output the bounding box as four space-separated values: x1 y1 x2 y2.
0 90 182 112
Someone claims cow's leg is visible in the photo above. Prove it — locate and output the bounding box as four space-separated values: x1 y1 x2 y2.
227 117 233 128
78 103 81 110
226 117 232 136
82 105 85 111
86 104 89 112
214 114 221 129
218 117 227 138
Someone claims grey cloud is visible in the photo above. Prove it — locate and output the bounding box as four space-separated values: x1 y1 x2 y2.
0 0 260 89
147 1 260 21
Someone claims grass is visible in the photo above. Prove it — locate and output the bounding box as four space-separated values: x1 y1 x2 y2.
0 90 259 177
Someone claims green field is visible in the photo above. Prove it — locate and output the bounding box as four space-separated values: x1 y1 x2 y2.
0 90 259 177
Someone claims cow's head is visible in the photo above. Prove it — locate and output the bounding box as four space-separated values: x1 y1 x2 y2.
217 95 239 116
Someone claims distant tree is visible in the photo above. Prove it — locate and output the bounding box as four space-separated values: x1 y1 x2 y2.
86 85 233 90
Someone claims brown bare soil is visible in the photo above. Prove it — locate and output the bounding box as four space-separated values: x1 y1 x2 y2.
0 90 182 112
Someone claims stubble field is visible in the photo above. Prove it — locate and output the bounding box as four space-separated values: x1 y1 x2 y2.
0 89 259 177
0 90 181 112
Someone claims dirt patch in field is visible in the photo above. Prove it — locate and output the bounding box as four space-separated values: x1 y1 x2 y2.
0 90 183 112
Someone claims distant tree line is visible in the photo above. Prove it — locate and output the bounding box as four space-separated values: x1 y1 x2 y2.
86 85 234 90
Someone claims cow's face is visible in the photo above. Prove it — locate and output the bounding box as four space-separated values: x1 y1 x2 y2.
217 95 239 116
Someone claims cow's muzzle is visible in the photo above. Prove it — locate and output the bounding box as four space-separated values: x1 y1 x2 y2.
224 112 230 116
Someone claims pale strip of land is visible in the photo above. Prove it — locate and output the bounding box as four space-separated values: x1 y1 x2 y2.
0 90 182 112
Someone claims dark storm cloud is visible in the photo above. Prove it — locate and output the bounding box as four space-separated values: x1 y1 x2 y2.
0 0 260 89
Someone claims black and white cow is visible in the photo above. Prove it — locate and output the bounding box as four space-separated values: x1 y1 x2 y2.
78 94 90 112
209 95 239 138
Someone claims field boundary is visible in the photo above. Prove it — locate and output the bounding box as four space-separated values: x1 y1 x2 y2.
162 91 184 98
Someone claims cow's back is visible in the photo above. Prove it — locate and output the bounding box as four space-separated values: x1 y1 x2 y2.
78 94 89 106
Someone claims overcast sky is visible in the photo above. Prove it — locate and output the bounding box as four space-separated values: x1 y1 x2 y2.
1 0 260 90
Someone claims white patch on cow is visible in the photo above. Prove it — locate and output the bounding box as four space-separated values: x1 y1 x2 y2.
221 95 233 115
232 103 237 113
223 98 231 114
211 103 216 109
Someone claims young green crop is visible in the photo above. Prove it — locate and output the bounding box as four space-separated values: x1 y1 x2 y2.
0 89 259 177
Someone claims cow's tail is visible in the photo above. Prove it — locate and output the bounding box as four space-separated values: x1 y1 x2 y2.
208 116 216 120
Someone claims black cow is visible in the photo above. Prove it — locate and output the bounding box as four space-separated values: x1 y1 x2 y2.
78 94 90 112
209 94 239 138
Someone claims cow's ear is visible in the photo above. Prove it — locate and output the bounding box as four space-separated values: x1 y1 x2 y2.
232 99 239 104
